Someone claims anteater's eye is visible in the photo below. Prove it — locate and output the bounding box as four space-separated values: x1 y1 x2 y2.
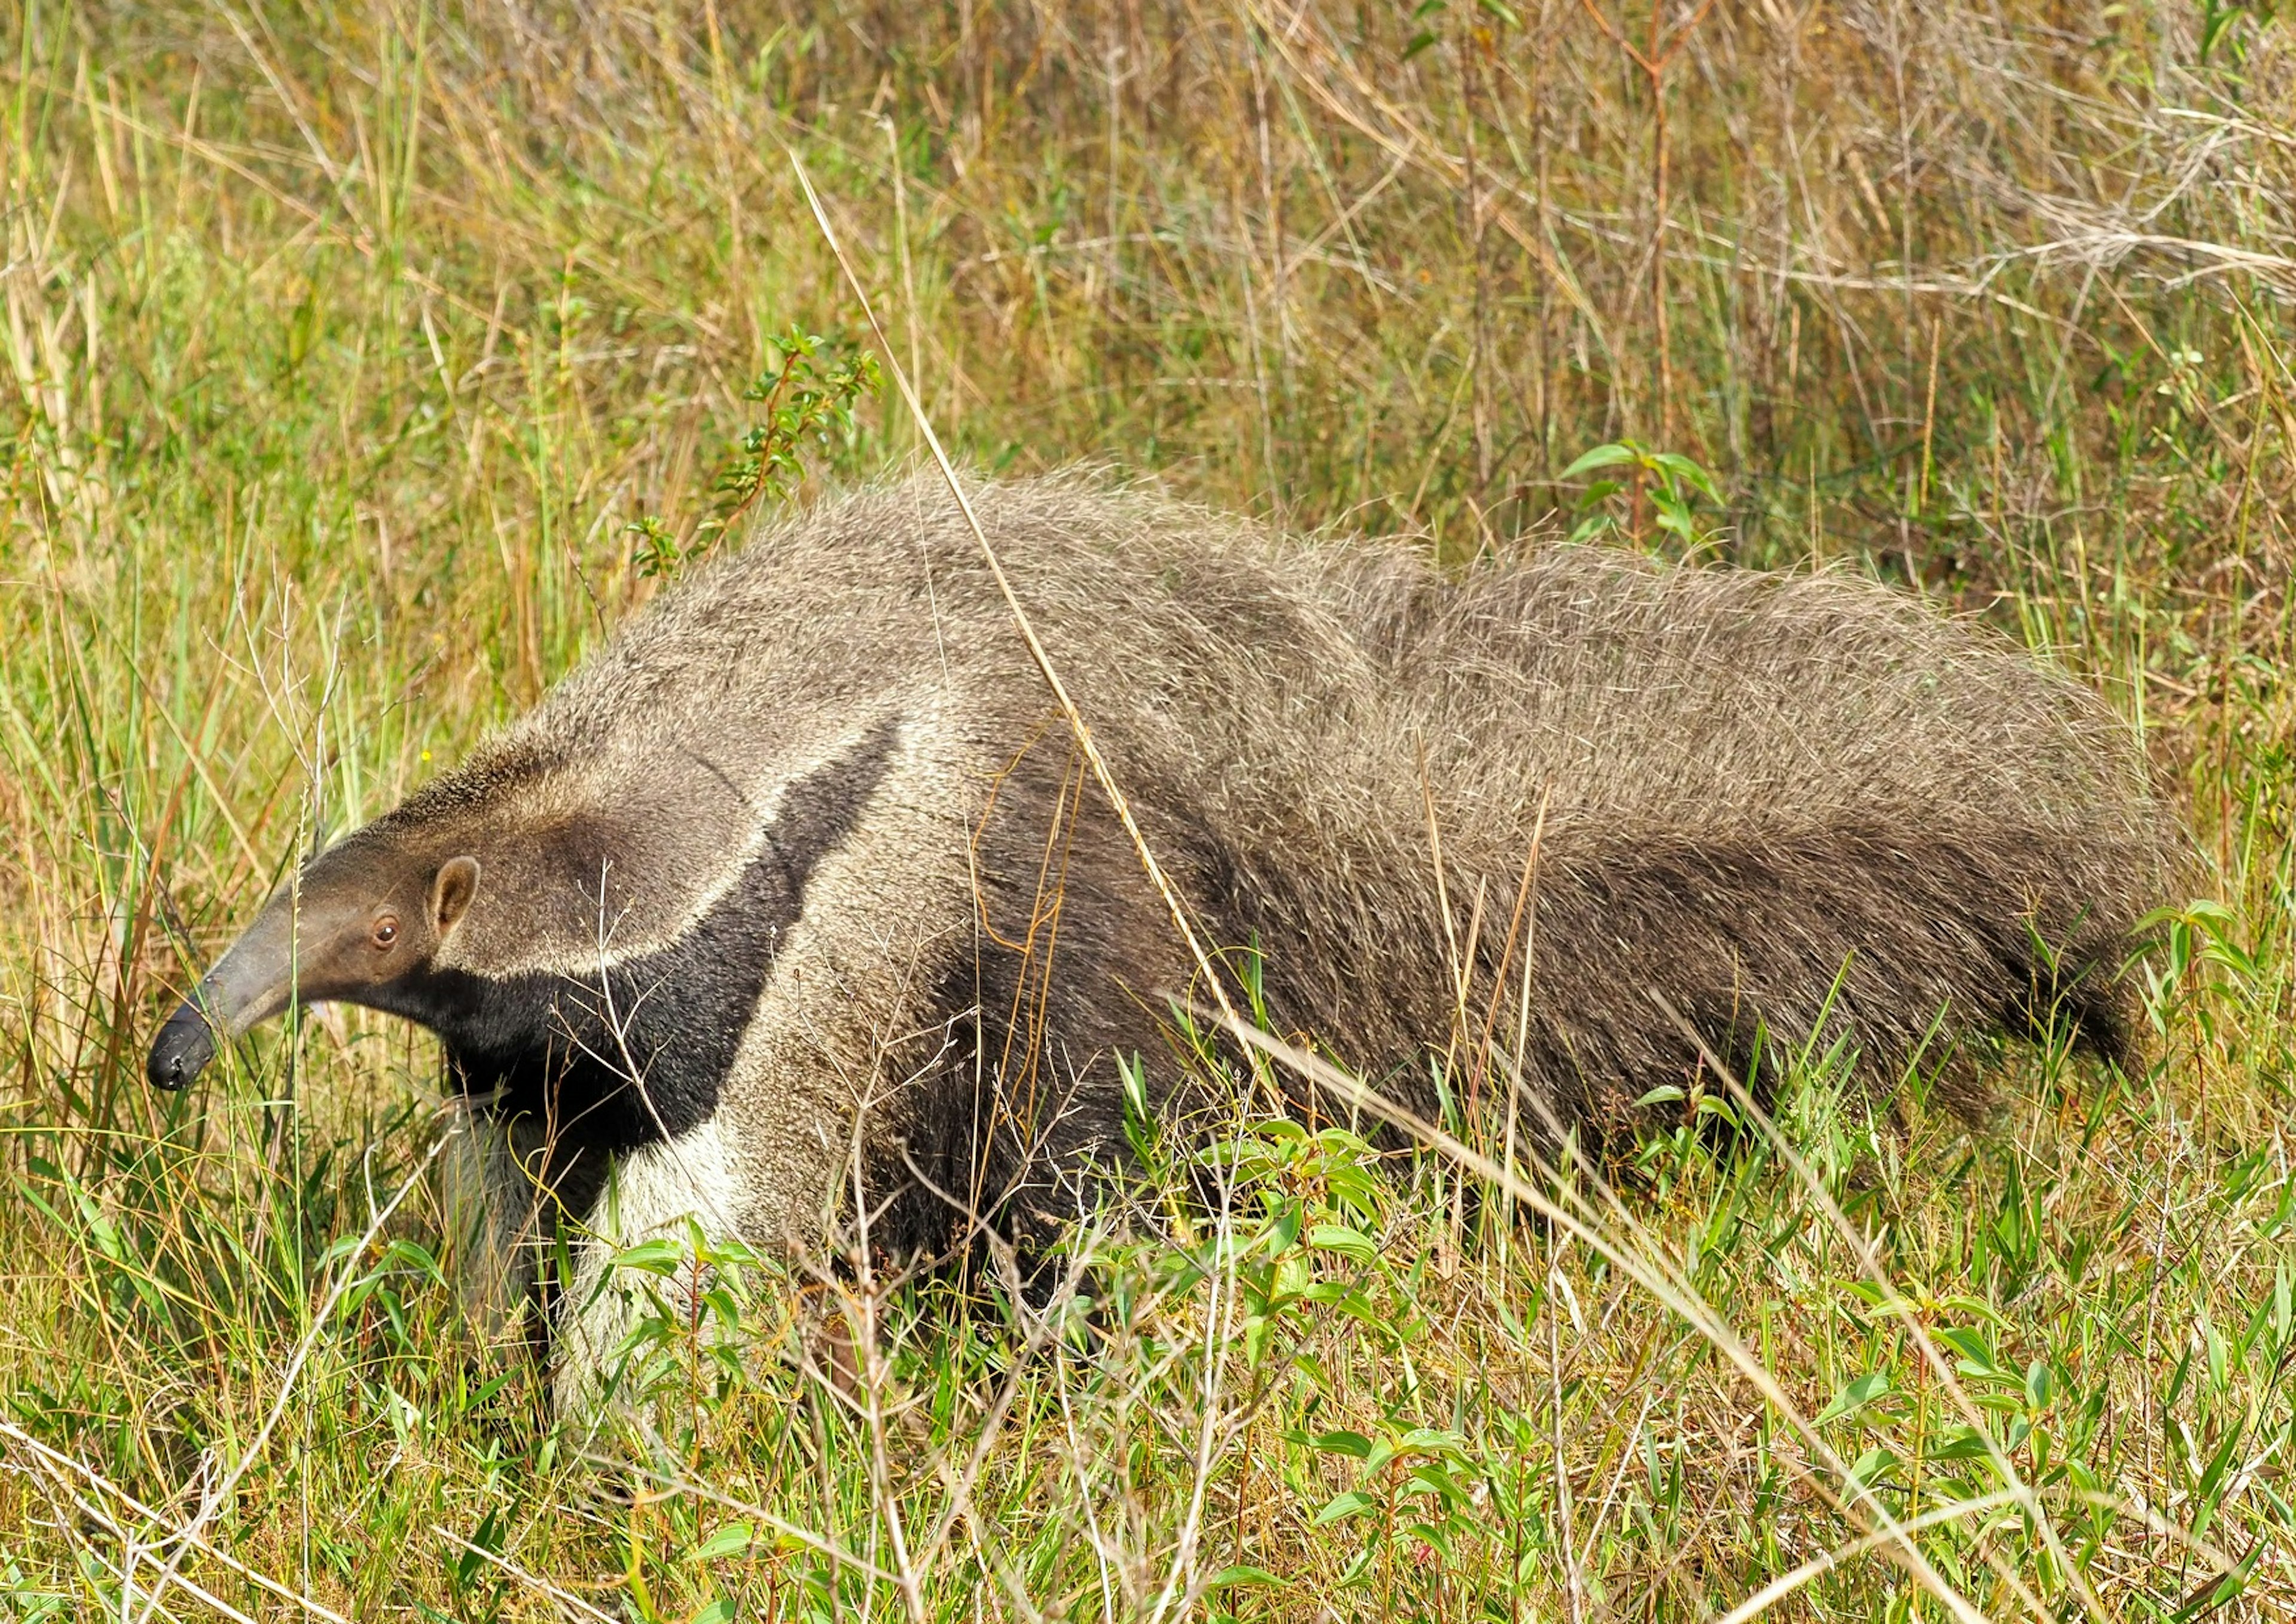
372 916 399 949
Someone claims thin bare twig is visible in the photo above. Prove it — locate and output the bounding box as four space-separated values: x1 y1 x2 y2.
129 1135 448 1624
0 1420 353 1624
786 152 1247 1048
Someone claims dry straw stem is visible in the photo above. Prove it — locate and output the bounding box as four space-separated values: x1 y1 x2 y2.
428 1524 622 1624
787 150 1250 1044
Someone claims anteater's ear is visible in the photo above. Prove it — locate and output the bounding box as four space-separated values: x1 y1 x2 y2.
432 856 481 936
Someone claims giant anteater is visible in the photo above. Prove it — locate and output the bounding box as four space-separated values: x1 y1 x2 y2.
146 472 2176 1403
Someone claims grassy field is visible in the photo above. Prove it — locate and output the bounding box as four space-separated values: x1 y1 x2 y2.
3 0 2294 1617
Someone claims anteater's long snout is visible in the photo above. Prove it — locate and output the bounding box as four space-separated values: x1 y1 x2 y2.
145 901 300 1091
146 999 220 1091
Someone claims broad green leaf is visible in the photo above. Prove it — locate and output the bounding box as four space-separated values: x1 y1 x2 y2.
1406 1463 1467 1503
1306 1223 1378 1263
1406 1520 1458 1558
1207 1565 1284 1590
1398 1427 1467 1457
1940 1293 2007 1326
1937 1326 1999 1372
1314 1490 1379 1525
1559 442 1639 480
1848 1447 1899 1488
1272 1252 1312 1301
614 1239 687 1276
1815 1370 1892 1426
1647 451 1723 504
686 1524 756 1563
1260 1201 1302 1255
1929 1425 1996 1462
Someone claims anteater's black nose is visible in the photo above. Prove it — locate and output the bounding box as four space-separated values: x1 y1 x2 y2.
146 1003 219 1091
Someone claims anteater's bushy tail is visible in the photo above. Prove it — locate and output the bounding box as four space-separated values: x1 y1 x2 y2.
1153 504 2184 1139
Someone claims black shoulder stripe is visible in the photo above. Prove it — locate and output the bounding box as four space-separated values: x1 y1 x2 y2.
753 716 902 911
413 716 905 1180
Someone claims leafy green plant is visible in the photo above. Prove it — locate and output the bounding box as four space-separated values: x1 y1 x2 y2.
1557 439 1724 550
1203 1118 1391 1369
627 327 881 579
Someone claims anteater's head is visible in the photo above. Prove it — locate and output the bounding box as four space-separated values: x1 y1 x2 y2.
146 837 483 1091
144 721 901 1152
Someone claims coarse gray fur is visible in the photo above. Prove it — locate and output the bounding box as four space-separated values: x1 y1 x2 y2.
150 470 2179 1408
